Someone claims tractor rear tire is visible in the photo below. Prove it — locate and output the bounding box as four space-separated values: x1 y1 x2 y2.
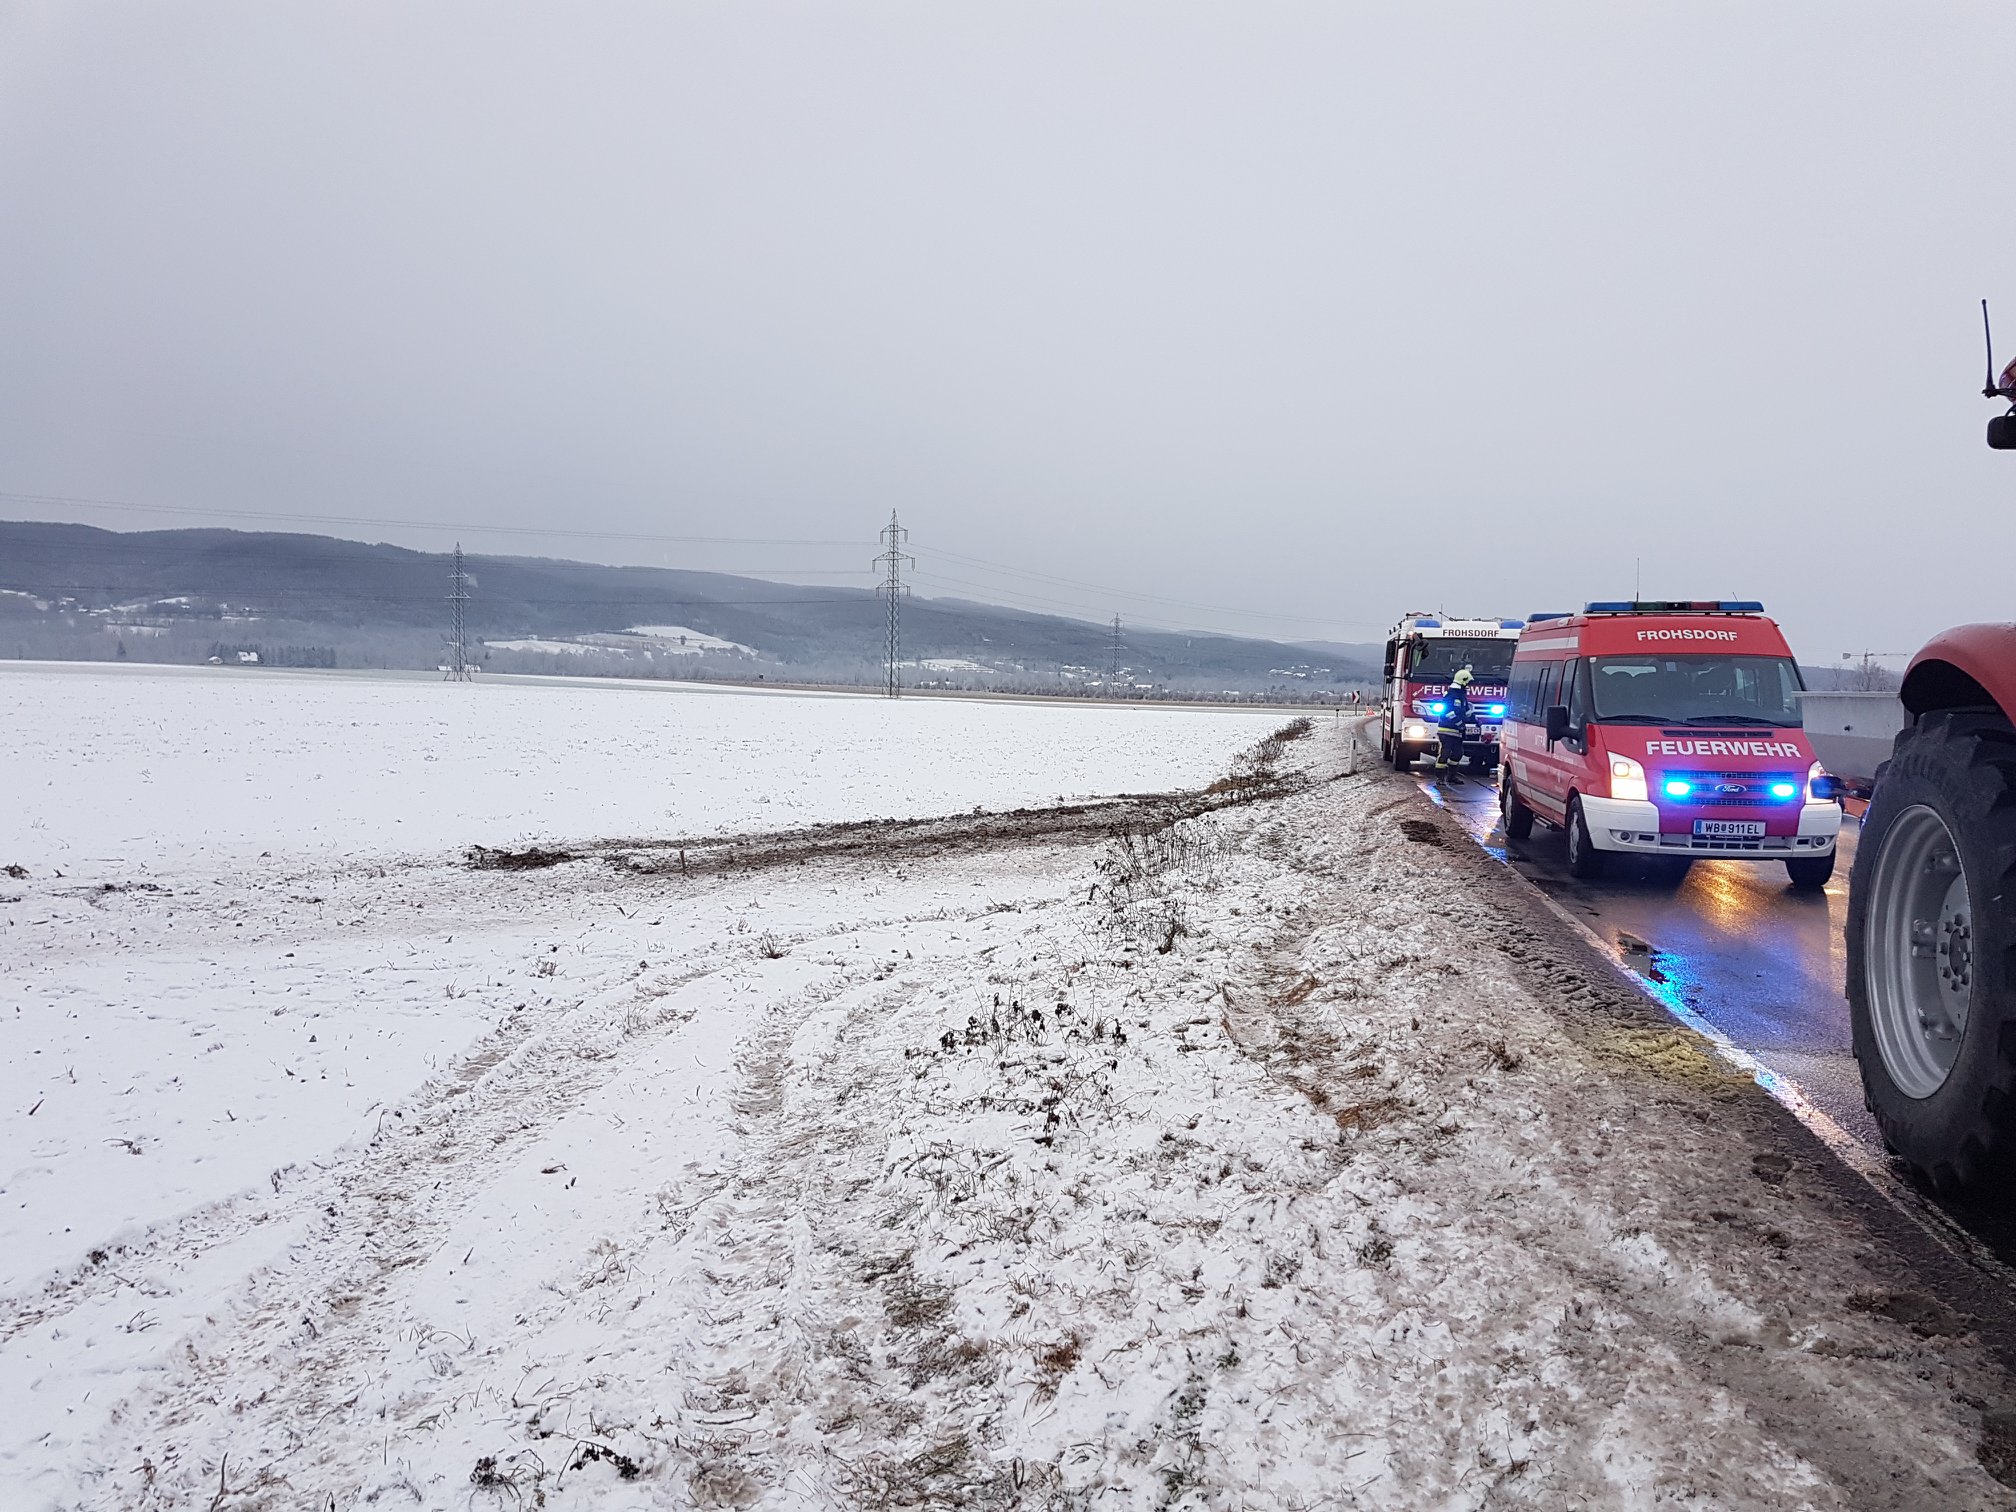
1847 711 2016 1194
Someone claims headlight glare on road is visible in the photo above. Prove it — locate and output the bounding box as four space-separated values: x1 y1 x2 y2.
1609 755 1648 802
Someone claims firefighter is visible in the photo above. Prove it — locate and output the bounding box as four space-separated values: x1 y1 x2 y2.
1435 679 1471 770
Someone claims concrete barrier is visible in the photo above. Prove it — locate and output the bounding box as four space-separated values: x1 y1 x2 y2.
1796 690 1908 788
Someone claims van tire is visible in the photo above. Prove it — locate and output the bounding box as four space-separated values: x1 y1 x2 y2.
1502 774 1535 840
1847 712 2016 1193
1565 796 1607 878
1785 852 1836 890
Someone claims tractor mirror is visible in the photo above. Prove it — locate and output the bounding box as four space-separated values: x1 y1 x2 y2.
1990 414 2016 450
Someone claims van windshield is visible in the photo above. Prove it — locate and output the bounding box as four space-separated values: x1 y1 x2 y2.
1408 641 1514 682
1588 654 1804 727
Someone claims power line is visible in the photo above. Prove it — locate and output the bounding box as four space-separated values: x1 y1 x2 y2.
908 570 1290 639
0 491 867 549
1 489 1380 632
872 511 913 699
2 488 1383 637
921 542 1388 631
5 584 874 608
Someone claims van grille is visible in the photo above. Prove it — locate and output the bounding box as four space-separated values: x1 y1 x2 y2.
1658 770 1800 808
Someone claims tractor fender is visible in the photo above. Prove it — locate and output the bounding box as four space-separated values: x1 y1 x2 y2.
1900 623 2016 724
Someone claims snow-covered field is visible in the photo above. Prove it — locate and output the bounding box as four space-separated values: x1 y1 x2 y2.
4 670 2013 1509
0 663 1280 877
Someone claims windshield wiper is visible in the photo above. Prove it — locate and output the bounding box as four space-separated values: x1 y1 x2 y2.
1590 713 1668 724
1677 714 1792 726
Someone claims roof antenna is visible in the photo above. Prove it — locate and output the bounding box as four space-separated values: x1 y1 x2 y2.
1985 299 2001 398
1984 301 2016 448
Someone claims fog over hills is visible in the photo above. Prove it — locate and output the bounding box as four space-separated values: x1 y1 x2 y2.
0 521 1375 697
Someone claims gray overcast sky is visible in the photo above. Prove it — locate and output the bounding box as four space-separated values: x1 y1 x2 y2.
2 4 2011 659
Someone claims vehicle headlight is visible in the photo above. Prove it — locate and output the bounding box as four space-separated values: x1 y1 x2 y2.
1609 755 1648 802
1805 761 1832 801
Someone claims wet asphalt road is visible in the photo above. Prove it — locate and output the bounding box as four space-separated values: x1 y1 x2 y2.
1408 758 1883 1149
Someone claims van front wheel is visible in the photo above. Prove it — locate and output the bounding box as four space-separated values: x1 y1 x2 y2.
1785 852 1836 891
1566 797 1607 879
1501 774 1535 840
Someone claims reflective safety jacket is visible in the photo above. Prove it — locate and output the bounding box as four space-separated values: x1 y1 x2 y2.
1436 692 1470 739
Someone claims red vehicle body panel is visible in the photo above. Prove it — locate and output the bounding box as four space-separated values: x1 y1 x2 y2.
1900 622 2016 722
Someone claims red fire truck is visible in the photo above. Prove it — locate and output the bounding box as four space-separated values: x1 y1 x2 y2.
1379 614 1523 772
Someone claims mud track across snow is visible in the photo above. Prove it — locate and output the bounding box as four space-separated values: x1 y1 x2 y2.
467 750 1317 880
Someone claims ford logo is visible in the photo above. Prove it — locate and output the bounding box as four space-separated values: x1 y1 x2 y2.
1715 783 1745 794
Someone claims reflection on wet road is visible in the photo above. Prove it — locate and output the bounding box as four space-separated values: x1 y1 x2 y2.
1414 763 1877 1149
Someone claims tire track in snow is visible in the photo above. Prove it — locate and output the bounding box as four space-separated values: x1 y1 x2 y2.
51 878 1073 1509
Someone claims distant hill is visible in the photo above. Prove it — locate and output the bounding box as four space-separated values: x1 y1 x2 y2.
0 520 1377 695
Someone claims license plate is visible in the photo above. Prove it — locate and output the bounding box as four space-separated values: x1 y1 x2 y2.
1692 819 1766 838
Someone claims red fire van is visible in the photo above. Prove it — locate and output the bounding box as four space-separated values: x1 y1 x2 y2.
1496 602 1841 887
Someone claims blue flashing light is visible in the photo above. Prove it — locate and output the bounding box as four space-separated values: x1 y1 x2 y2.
1499 619 1526 629
1663 779 1693 798
1525 611 1571 623
1424 701 1448 715
1412 618 1442 628
1486 703 1506 717
1583 599 1768 615
1769 781 1798 799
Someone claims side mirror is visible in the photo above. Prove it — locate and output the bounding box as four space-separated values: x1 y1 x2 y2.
1990 413 2016 450
1544 705 1571 744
